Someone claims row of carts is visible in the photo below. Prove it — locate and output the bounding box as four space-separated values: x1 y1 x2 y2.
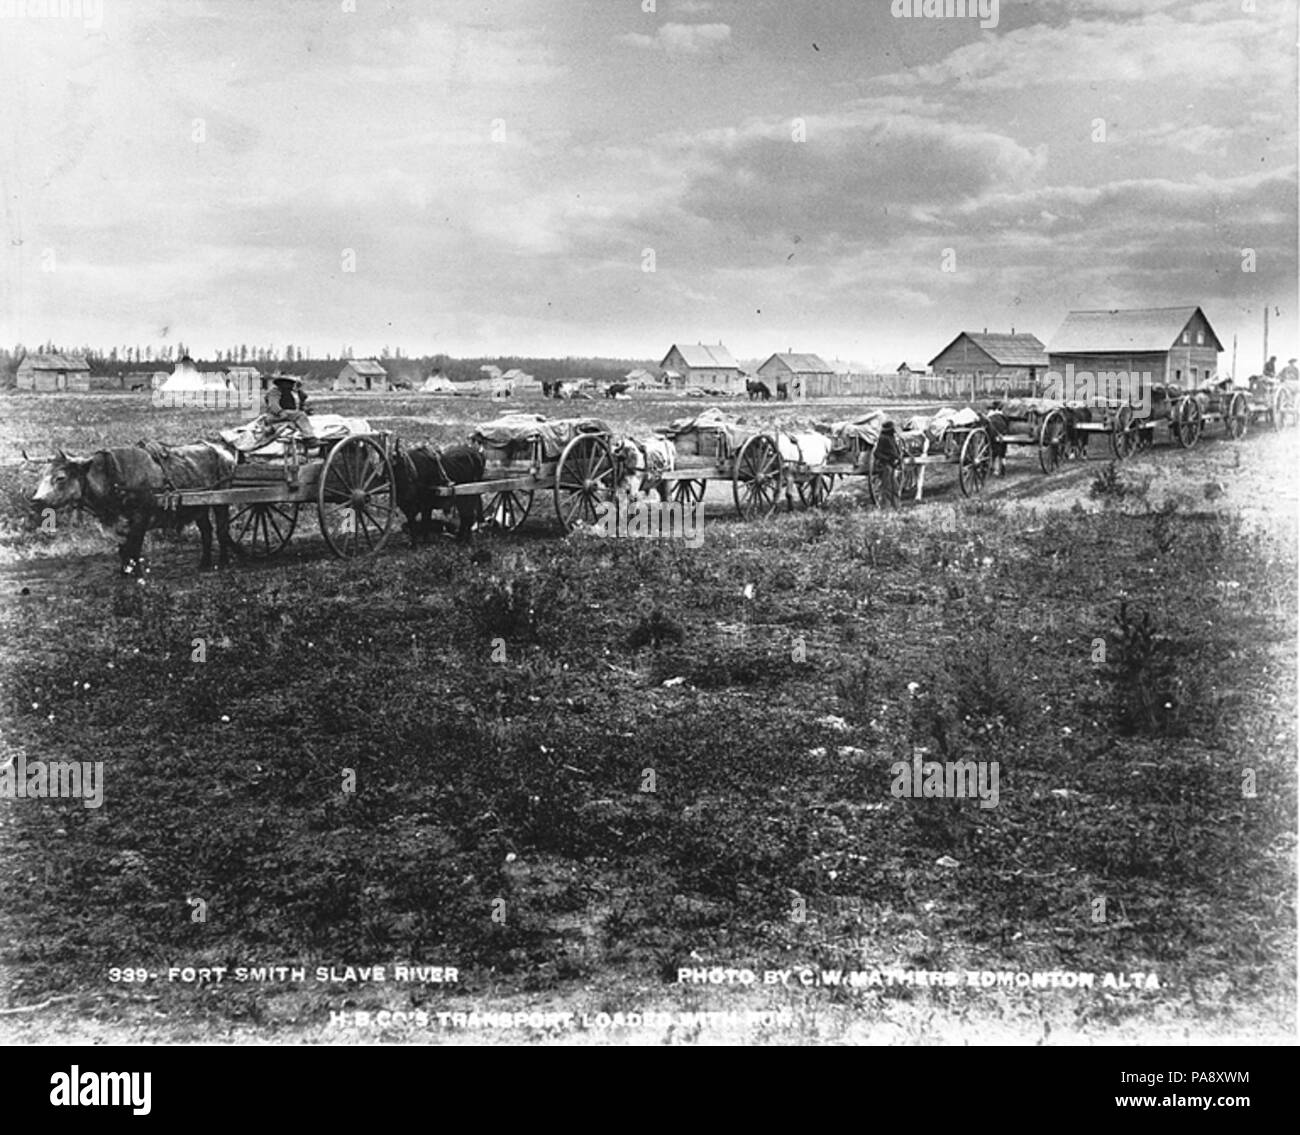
180 376 1299 560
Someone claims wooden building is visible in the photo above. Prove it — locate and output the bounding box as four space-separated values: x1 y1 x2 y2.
756 352 835 398
1047 306 1223 388
333 359 388 392
659 343 744 393
928 332 1048 391
16 353 91 392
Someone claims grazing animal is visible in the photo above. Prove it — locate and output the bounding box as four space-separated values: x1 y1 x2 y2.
605 382 630 399
746 379 772 402
392 441 486 545
31 442 236 573
388 381 413 392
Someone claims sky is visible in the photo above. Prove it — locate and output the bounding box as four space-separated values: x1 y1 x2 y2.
1 0 1296 371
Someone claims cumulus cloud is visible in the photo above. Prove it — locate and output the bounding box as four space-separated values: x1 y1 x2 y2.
619 22 731 55
881 11 1283 93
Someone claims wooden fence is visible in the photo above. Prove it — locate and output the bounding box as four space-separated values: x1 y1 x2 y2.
788 373 1038 401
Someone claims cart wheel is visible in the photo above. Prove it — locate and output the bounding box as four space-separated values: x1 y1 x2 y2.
671 479 706 507
865 448 903 507
732 434 783 519
1172 395 1202 449
1039 409 1069 473
796 473 835 508
484 489 533 531
1226 392 1249 440
1110 404 1138 460
318 435 397 558
958 429 992 496
1273 386 1297 431
229 501 299 559
554 433 615 529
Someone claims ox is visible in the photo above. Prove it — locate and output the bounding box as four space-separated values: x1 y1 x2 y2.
613 436 676 507
392 441 486 546
31 442 237 573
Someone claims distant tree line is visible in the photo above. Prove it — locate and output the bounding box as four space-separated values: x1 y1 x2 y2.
0 342 656 390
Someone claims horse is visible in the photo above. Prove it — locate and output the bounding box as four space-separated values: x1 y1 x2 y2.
746 379 772 402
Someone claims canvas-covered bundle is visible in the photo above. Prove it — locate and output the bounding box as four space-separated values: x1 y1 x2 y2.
776 431 834 468
826 410 888 451
472 414 610 461
999 397 1059 420
903 406 981 448
657 407 751 457
220 414 371 458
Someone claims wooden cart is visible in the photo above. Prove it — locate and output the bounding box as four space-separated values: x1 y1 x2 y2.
162 429 398 559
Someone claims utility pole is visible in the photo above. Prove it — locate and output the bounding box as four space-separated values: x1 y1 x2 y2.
1263 306 1269 368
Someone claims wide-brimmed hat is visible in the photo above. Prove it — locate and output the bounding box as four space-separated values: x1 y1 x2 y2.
271 374 302 386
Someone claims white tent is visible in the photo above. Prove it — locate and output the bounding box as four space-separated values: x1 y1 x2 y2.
159 358 215 395
420 373 456 394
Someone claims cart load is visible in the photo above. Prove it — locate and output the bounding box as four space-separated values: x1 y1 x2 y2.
462 413 618 531
220 414 373 459
472 413 611 463
656 407 753 458
824 410 888 455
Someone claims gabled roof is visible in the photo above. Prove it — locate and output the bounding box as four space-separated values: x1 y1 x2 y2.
1048 307 1223 354
929 332 1048 369
342 358 388 376
663 343 741 370
762 352 833 374
22 352 91 371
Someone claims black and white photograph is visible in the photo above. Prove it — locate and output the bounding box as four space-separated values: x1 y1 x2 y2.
0 0 1296 1055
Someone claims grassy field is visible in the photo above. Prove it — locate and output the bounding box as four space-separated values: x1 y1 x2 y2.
0 390 1295 1044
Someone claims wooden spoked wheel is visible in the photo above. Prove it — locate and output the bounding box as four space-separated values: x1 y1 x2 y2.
670 479 706 507
1172 396 1202 449
1110 404 1139 460
1226 392 1249 440
318 435 397 558
958 429 992 497
554 433 615 529
796 473 836 508
732 434 783 519
484 489 533 531
865 447 904 507
229 501 299 558
1273 386 1297 431
1039 409 1070 473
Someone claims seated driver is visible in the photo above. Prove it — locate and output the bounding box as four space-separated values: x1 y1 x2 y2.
263 375 316 441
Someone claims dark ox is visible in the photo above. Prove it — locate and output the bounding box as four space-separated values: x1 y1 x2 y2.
31 442 237 573
392 441 486 545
